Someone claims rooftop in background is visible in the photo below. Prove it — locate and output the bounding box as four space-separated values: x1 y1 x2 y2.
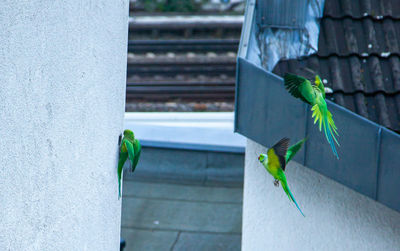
273 0 400 134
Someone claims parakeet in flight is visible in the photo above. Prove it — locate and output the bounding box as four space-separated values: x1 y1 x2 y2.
258 137 306 216
118 129 141 199
284 73 339 159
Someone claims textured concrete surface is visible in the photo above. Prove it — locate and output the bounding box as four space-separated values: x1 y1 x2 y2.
242 139 400 251
121 180 242 251
0 1 129 250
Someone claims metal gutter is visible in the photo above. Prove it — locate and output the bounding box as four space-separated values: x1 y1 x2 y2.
235 0 400 212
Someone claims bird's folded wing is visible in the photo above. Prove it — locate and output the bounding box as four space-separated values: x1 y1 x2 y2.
132 139 141 172
123 139 135 167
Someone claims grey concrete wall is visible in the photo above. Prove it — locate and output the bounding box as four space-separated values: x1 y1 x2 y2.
0 1 129 250
242 139 400 251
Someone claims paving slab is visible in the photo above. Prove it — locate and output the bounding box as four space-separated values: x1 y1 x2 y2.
121 180 243 250
122 197 242 233
206 151 244 185
173 232 241 251
127 147 208 182
121 228 178 251
123 181 243 203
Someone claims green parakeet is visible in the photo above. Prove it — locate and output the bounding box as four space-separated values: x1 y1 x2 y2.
284 73 339 159
258 137 306 216
118 129 141 199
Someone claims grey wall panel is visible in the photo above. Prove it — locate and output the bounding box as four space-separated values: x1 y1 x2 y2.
304 103 379 198
236 58 307 164
377 128 400 211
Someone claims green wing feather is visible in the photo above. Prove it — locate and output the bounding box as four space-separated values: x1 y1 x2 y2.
131 139 141 172
285 138 307 164
284 73 316 105
278 170 305 217
118 150 128 199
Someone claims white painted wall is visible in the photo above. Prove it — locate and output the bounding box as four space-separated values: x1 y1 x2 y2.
0 1 129 250
242 139 400 251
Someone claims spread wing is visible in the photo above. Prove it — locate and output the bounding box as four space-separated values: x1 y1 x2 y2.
285 138 307 164
284 73 316 105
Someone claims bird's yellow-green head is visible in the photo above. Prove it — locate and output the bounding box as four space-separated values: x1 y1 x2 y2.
123 129 135 140
258 154 267 163
315 75 322 86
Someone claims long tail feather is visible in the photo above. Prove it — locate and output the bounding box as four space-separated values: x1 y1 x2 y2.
282 181 305 217
118 168 122 199
327 111 339 145
311 104 340 159
324 116 339 159
118 152 128 200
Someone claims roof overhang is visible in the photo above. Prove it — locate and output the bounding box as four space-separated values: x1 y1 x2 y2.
235 0 400 212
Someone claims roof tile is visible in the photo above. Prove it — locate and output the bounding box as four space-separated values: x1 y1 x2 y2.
317 18 400 57
324 0 400 19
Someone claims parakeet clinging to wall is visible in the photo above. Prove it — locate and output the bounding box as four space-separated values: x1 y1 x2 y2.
258 137 306 216
284 73 339 159
118 129 141 199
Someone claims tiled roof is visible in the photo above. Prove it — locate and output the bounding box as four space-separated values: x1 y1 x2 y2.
324 0 400 19
273 0 400 133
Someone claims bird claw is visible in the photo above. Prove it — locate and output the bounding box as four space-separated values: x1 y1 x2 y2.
273 180 279 187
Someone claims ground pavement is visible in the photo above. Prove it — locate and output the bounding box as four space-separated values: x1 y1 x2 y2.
121 180 243 251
